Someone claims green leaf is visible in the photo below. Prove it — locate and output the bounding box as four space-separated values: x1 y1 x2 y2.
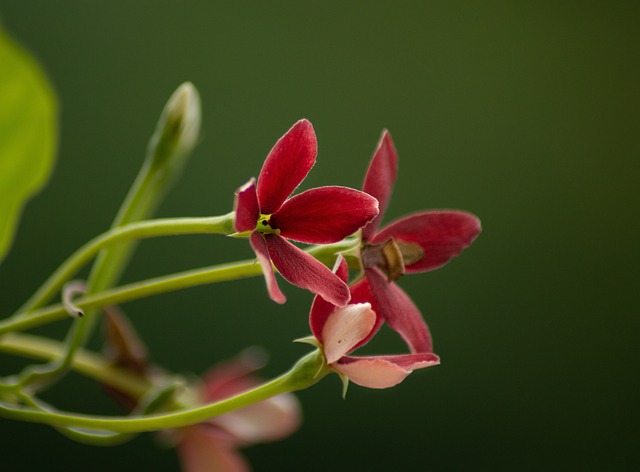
0 25 58 264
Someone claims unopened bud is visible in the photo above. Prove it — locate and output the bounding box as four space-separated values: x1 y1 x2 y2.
147 81 201 171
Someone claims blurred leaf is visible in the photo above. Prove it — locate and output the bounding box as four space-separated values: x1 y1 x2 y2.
0 24 57 263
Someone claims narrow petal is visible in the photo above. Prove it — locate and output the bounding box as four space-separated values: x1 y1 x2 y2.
356 352 441 369
335 353 440 389
371 210 481 273
309 256 349 341
362 130 398 240
322 303 377 363
271 186 379 244
178 426 249 472
265 234 350 306
215 393 301 444
365 268 433 353
234 179 260 232
250 232 286 304
257 119 317 214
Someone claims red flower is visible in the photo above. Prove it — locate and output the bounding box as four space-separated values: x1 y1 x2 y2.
176 353 301 472
234 119 379 306
359 131 482 352
308 257 439 389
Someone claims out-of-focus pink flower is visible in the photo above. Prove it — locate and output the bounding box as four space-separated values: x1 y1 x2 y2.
358 131 482 352
234 119 379 307
308 257 439 389
176 353 301 472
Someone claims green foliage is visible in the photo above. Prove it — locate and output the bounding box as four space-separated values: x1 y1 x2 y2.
0 25 57 263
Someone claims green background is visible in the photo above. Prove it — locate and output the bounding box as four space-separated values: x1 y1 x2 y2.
1 1 638 470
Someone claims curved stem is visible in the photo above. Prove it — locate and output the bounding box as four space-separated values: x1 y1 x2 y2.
0 333 151 398
0 350 327 433
0 238 358 336
0 258 260 336
16 213 235 316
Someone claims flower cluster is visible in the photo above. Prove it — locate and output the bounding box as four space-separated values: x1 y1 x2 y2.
234 119 379 306
0 71 482 472
235 122 481 390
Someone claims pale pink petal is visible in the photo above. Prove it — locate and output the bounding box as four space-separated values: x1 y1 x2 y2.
333 358 410 389
177 426 249 472
365 268 433 353
335 353 439 389
257 119 317 214
347 277 384 349
354 352 440 369
371 210 481 273
265 234 350 306
234 179 260 233
271 186 379 244
322 303 376 364
362 130 398 240
250 232 286 304
215 393 301 444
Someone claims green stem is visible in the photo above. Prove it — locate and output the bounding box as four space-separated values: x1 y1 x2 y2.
11 84 202 393
11 214 234 389
0 350 327 433
16 213 235 316
0 238 357 336
0 333 151 399
0 259 259 336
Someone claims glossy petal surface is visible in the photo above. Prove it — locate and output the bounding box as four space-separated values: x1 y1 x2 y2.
365 268 432 353
347 277 384 349
362 130 398 240
257 119 317 214
250 232 286 304
265 234 350 306
372 210 481 273
272 186 379 244
234 179 259 233
336 353 440 388
322 303 376 364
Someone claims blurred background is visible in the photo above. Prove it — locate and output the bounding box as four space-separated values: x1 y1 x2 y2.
1 1 638 470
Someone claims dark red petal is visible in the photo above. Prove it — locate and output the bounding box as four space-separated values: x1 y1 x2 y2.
362 130 398 240
265 234 350 306
309 256 349 341
333 255 349 284
365 268 433 353
249 232 286 304
271 186 379 244
256 119 317 214
309 292 335 342
234 179 260 232
371 210 481 273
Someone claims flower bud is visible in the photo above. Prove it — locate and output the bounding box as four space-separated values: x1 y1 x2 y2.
147 81 201 172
